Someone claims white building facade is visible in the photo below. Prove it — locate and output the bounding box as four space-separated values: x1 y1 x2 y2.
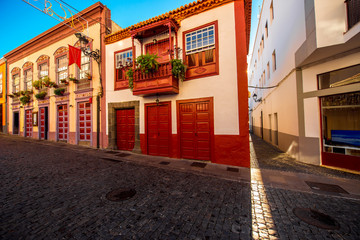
105 0 252 167
248 0 360 172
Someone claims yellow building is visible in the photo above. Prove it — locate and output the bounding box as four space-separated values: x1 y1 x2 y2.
0 58 6 133
4 2 117 147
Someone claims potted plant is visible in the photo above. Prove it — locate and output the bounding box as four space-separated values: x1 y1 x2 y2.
85 72 92 80
33 80 42 90
170 59 187 81
35 91 47 100
136 54 159 73
20 94 31 105
68 76 79 83
13 92 20 97
42 76 53 87
60 79 69 85
54 88 66 96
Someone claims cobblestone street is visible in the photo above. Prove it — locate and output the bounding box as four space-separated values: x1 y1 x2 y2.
1 134 360 239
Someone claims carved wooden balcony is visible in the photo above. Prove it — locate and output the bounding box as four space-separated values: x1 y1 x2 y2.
132 62 179 96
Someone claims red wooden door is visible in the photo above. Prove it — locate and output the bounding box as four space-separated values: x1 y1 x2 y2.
57 104 68 141
78 102 92 142
146 103 171 157
145 38 171 63
25 110 32 137
39 107 47 140
179 100 211 161
116 109 135 151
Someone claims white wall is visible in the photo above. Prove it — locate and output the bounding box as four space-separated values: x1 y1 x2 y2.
105 2 240 135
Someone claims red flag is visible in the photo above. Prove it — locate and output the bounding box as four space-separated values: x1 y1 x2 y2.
68 45 81 69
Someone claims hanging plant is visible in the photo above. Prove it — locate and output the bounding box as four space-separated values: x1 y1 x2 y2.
54 88 66 96
13 92 20 97
126 68 134 90
35 91 47 100
42 76 54 87
20 95 31 105
33 80 42 90
60 79 69 85
170 59 187 81
85 72 92 80
136 54 159 73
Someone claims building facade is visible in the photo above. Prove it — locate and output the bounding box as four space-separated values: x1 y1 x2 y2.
0 58 6 133
4 2 113 147
105 0 252 167
248 0 360 171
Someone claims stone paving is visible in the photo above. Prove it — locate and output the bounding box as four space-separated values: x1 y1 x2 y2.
0 134 360 239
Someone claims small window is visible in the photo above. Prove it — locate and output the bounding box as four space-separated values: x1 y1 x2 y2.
56 55 68 84
270 0 274 23
185 25 215 54
13 74 20 93
267 62 270 80
115 49 133 69
345 0 360 30
265 21 268 38
38 63 48 79
272 50 276 72
24 69 33 91
79 51 91 80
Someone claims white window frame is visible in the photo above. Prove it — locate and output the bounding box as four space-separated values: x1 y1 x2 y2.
56 55 68 83
115 49 133 69
185 25 215 55
24 69 33 91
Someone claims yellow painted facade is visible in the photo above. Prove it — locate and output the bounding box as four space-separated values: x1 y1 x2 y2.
0 60 6 132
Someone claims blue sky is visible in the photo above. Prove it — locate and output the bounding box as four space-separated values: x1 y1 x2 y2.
0 0 262 58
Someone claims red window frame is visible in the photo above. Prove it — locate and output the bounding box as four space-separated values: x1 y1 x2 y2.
114 47 133 90
182 21 219 80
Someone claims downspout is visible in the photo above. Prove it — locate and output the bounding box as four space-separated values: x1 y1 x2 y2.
96 9 104 149
4 58 8 133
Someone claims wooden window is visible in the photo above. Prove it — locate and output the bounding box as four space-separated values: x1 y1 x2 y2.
56 55 68 84
79 52 91 80
183 21 219 80
13 74 20 93
114 48 133 90
270 0 274 23
38 62 48 79
272 50 276 72
24 69 33 91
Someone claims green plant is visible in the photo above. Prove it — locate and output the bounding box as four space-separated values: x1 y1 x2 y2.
42 76 52 87
33 80 42 90
136 54 159 73
85 72 92 80
20 95 31 105
21 90 33 96
126 68 134 90
54 88 65 96
13 92 20 97
69 77 79 83
35 91 47 100
170 59 187 81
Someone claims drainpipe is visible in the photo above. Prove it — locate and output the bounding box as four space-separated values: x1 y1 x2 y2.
4 58 8 134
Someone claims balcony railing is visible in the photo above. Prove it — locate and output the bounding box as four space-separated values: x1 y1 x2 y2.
346 0 360 29
132 62 179 96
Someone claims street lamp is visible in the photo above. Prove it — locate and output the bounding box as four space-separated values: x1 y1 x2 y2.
74 33 100 64
252 93 262 103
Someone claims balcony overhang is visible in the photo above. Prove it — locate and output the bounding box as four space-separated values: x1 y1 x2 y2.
130 19 180 40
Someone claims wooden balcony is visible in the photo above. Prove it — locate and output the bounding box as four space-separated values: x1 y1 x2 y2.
132 62 179 96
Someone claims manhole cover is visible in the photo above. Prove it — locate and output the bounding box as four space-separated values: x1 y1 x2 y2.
305 181 349 194
227 167 239 172
106 188 136 202
293 208 340 230
159 161 170 165
116 153 130 157
191 162 207 168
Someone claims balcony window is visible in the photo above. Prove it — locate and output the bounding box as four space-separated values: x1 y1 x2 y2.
346 0 360 29
183 21 218 79
56 55 68 84
79 52 91 80
24 69 33 91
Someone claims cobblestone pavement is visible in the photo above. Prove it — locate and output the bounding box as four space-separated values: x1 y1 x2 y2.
1 134 360 239
250 133 360 180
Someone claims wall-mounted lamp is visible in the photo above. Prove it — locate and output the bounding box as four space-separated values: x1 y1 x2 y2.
74 32 100 64
153 39 157 44
69 105 73 108
155 94 160 106
252 93 262 103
